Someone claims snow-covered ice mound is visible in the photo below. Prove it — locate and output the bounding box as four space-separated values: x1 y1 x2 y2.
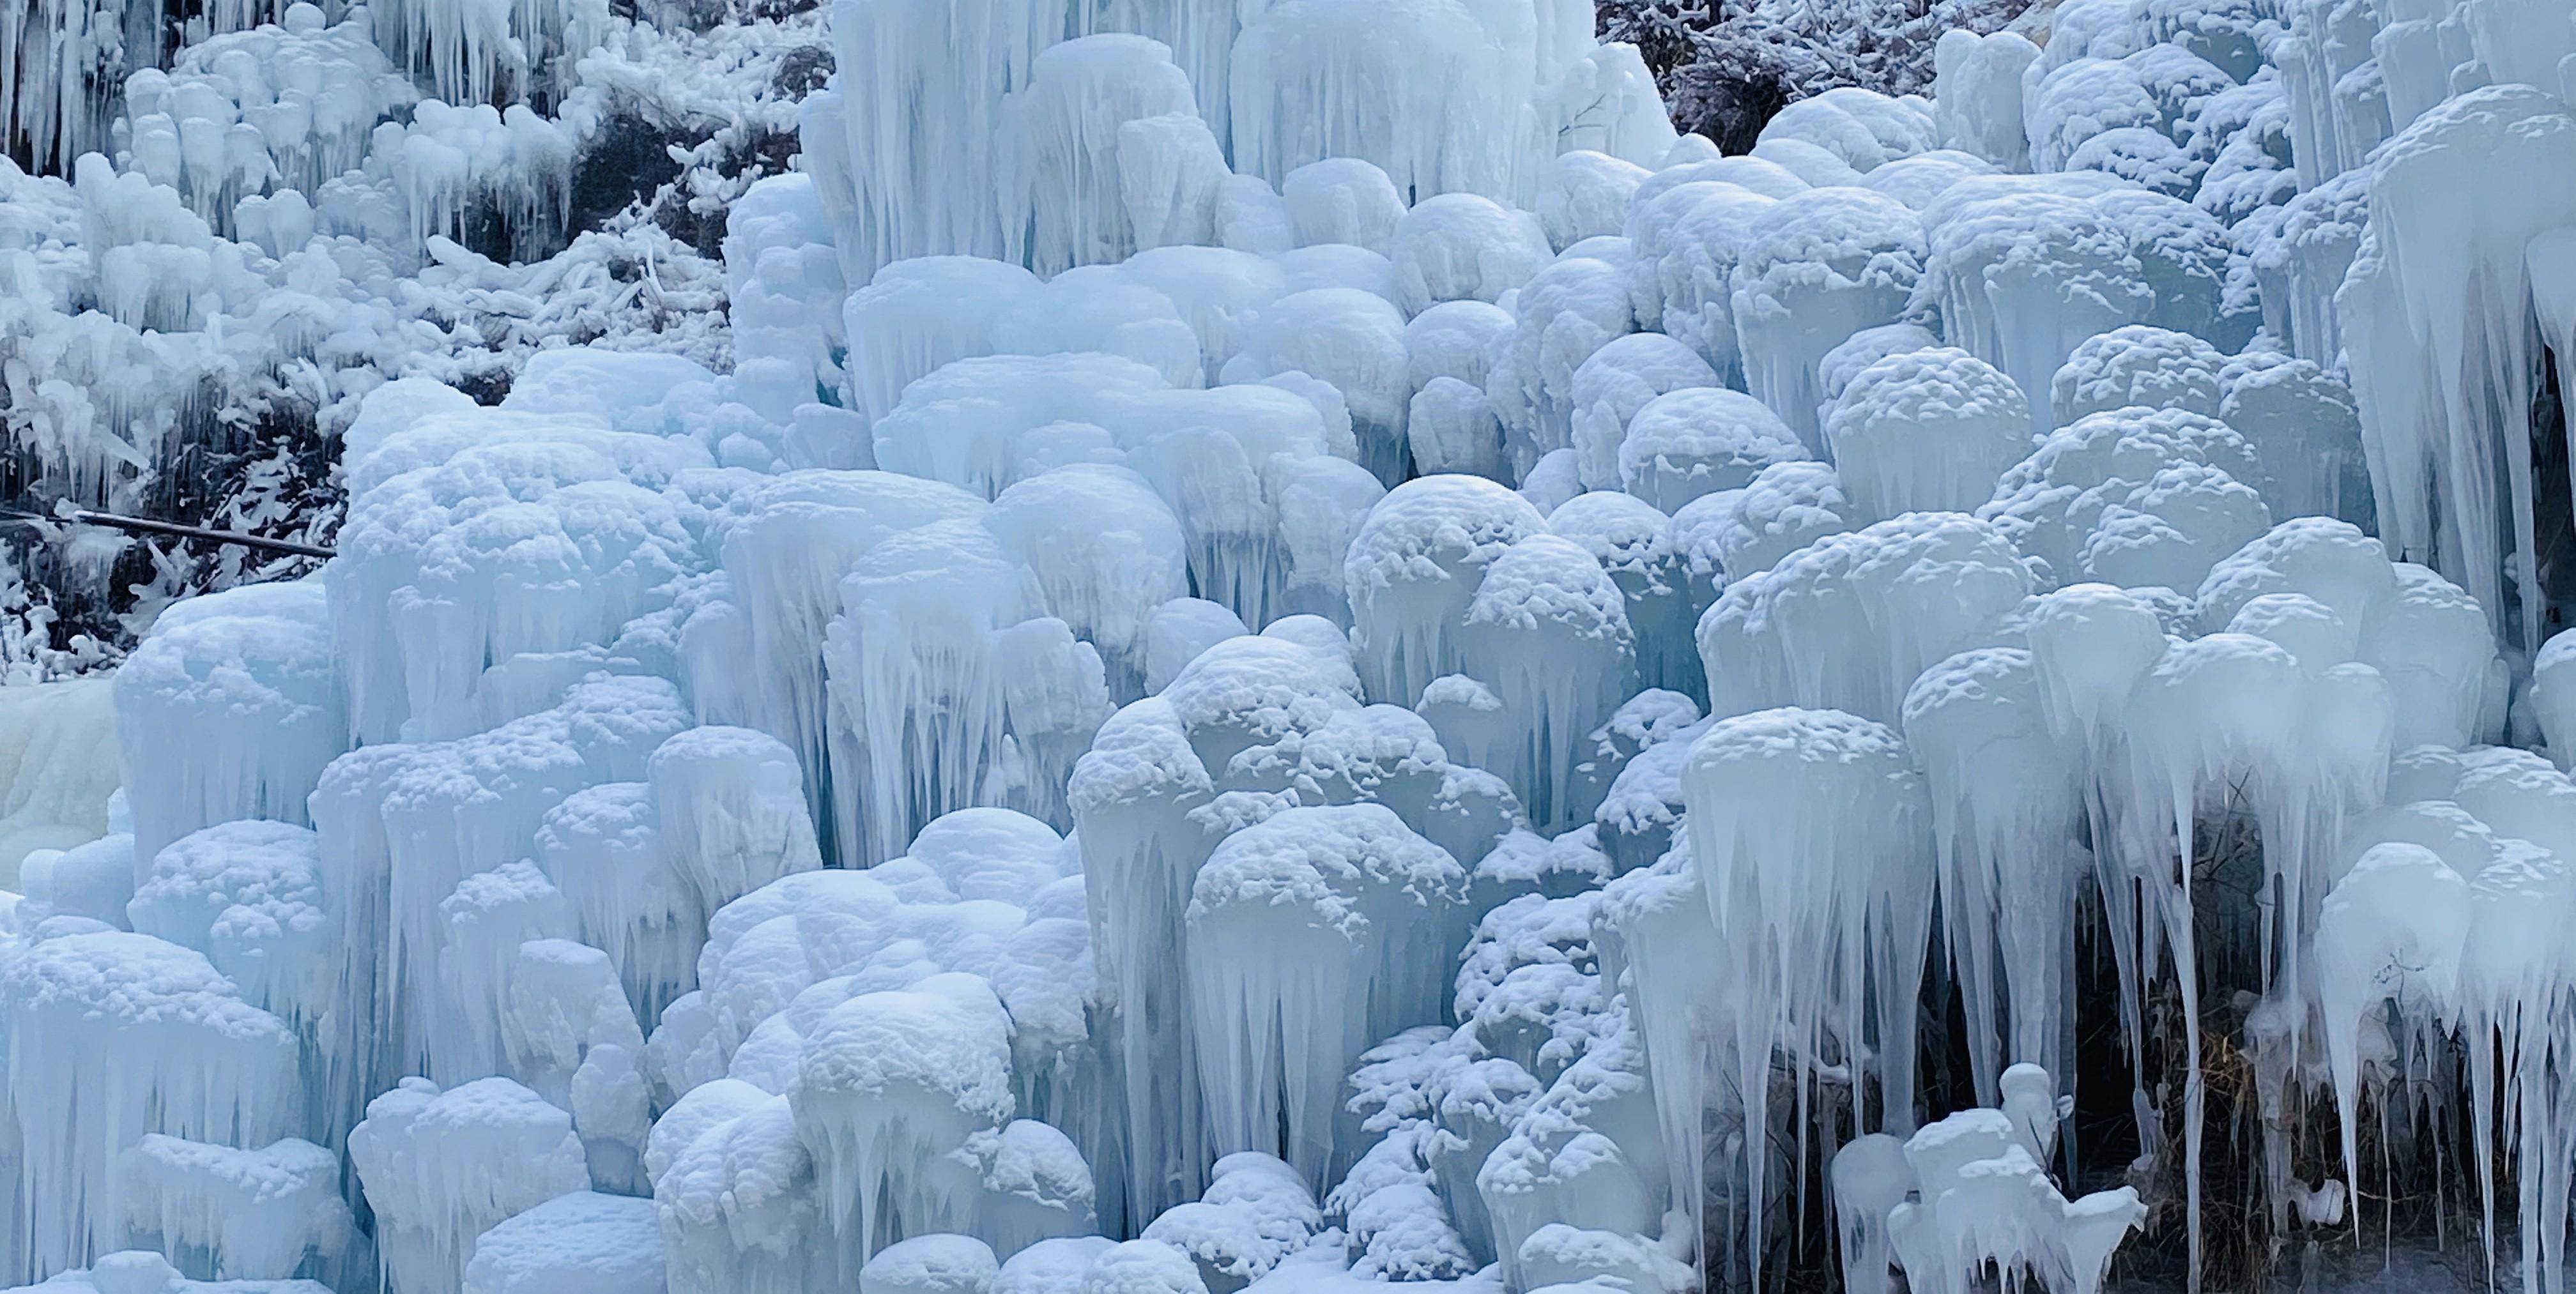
8 0 2576 1290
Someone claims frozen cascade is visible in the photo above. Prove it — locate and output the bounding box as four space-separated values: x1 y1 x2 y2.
17 0 2576 1286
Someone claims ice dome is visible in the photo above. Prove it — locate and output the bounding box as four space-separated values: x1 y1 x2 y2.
9 0 2576 1288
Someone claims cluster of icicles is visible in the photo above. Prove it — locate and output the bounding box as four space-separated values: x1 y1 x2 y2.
7 0 2576 1291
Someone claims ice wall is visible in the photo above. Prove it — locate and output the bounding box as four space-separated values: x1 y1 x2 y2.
12 0 2576 1289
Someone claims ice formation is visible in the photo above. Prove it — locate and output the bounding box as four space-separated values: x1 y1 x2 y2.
10 0 2576 1289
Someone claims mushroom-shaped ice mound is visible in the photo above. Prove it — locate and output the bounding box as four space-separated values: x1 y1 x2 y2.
1344 475 1550 707
1186 803 1468 1184
1616 387 1811 514
1460 535 1636 828
995 35 1200 278
1700 512 2035 724
125 819 330 1031
1725 187 1928 451
1857 149 2000 210
1901 649 2089 1095
1632 180 1779 383
1567 334 1718 492
842 256 1045 425
2314 842 2472 1188
2073 462 2273 593
2537 629 2576 772
793 971 1018 1260
2355 566 2498 751
1140 1152 1322 1293
646 725 824 918
905 809 1071 908
962 1121 1098 1256
462 1191 664 1294
115 1133 356 1283
1547 491 1696 697
1225 288 1411 484
988 464 1191 692
1387 194 1554 316
1492 251 1641 479
1870 1074 2145 1294
2216 352 2369 526
2050 324 2226 425
1680 706 1936 1276
1981 405 2262 586
112 578 345 860
1082 1239 1209 1294
654 1088 834 1294
870 353 1169 500
3 930 304 1281
1703 461 1855 583
1282 158 1406 252
1159 632 1364 781
1757 87 1938 174
1537 151 1650 250
1913 183 2154 436
2193 517 2399 634
859 1233 1000 1294
1823 346 2032 521
349 1076 591 1294
1934 29 2041 167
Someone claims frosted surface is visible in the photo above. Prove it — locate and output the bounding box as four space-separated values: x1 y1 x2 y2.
5 0 2576 1291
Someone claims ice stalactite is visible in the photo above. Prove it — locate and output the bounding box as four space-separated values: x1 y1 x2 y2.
1678 706 1936 1288
2342 86 2576 648
1459 535 1636 830
1901 649 2087 1104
